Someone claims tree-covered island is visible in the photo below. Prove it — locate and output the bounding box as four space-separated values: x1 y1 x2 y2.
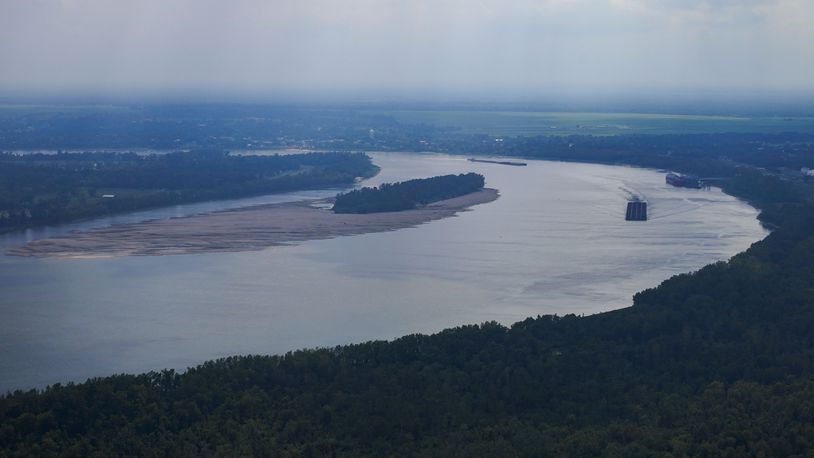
332 173 485 214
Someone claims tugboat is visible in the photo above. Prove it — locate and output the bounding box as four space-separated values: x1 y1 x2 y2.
666 172 701 189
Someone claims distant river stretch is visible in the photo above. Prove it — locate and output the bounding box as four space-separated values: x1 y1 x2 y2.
0 152 768 390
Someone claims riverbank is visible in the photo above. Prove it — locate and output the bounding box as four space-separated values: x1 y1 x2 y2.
7 188 499 259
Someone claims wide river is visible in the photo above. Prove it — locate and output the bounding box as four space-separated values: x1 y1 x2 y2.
0 152 767 390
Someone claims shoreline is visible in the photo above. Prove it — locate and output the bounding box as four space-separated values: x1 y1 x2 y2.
7 188 499 259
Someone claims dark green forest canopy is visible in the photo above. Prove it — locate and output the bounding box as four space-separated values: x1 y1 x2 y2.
0 151 378 232
332 173 485 214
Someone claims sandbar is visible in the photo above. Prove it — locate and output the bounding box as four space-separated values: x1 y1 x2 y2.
8 188 499 259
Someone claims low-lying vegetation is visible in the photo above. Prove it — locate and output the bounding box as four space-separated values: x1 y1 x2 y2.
0 151 377 232
333 173 485 214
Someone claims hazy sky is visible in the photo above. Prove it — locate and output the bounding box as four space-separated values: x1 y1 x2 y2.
1 0 812 95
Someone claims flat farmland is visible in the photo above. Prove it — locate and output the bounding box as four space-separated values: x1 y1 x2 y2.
375 110 814 136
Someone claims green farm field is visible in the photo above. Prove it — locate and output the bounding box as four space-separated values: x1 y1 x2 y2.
374 110 814 136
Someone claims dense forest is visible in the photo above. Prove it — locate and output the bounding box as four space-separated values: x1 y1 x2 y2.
0 151 377 231
332 173 485 214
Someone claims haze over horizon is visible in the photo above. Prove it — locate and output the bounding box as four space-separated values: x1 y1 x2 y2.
1 0 813 99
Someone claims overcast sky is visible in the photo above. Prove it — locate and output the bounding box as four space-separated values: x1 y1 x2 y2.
0 0 812 96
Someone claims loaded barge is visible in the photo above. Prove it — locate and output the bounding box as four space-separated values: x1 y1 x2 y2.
468 158 528 167
625 200 647 221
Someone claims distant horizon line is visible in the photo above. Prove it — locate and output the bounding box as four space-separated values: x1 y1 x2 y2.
1 86 813 116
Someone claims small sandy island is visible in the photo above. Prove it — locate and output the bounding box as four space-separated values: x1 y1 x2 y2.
8 188 499 259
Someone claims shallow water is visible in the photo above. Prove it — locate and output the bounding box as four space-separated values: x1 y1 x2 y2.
0 152 767 390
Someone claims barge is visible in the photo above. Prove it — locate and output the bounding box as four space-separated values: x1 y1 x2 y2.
625 201 648 221
468 158 528 167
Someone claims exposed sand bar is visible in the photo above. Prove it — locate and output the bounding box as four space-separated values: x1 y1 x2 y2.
8 189 499 259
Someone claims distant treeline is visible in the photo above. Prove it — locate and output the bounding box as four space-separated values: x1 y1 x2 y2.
332 173 484 214
452 132 814 173
0 104 450 151
2 106 814 170
0 151 377 232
